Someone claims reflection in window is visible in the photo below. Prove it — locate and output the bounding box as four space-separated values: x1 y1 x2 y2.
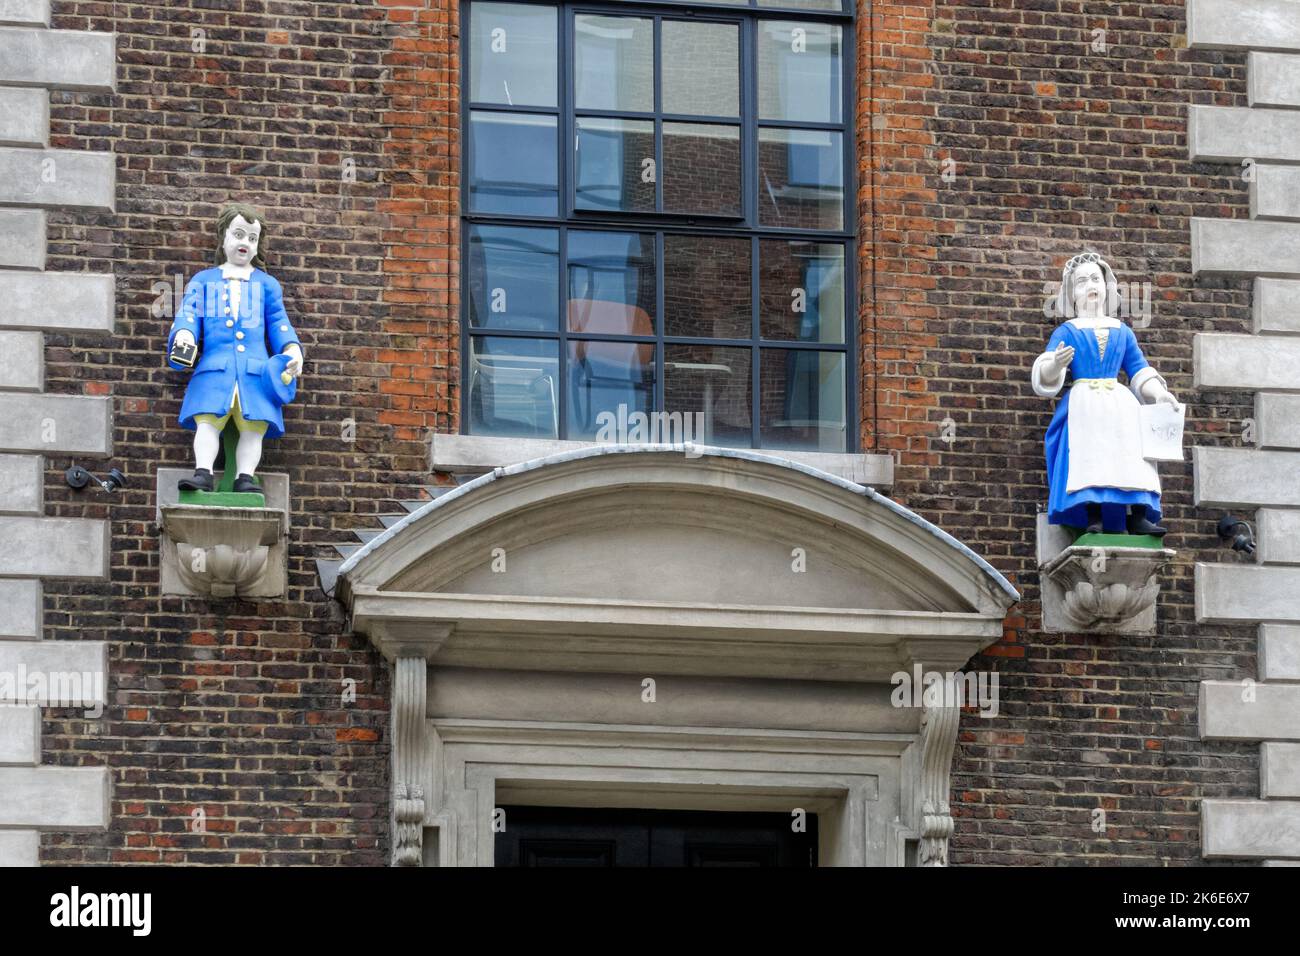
468 336 560 439
575 117 656 212
470 3 558 107
663 123 742 216
758 21 842 124
662 21 739 117
468 111 558 216
759 349 845 451
758 128 843 230
665 345 752 447
568 340 655 440
664 236 751 340
467 225 560 333
759 240 844 343
575 15 654 112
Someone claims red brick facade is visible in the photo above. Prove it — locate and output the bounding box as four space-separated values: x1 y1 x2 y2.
37 0 1258 864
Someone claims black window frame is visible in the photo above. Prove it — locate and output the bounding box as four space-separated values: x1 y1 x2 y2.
460 0 859 453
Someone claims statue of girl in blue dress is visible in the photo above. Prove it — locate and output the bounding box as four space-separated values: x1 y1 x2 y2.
1032 252 1183 537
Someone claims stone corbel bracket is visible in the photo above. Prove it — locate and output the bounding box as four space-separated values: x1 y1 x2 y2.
156 469 290 599
1037 516 1174 634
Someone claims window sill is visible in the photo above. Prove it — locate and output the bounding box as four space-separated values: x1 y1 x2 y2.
429 433 893 488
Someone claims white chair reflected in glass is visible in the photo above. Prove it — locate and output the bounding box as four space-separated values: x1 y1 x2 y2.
469 348 559 439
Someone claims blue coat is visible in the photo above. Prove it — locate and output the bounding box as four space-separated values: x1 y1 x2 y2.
166 267 301 439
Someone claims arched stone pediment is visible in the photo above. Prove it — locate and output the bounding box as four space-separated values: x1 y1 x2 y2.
337 446 1018 683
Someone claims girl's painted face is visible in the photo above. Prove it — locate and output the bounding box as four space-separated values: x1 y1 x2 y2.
1071 261 1105 314
223 215 261 268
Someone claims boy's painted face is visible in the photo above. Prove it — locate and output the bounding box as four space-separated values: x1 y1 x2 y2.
1071 261 1105 315
223 215 261 268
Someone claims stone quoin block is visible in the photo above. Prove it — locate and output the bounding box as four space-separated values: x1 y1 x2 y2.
0 393 110 455
1196 563 1300 623
1262 743 1300 797
1260 624 1300 681
0 453 42 514
0 271 113 331
0 147 115 213
0 704 39 764
0 516 109 579
1200 679 1300 739
0 25 114 91
1194 447 1300 508
0 640 106 705
1252 277 1300 333
0 87 47 147
0 209 45 270
1256 393 1300 448
0 830 38 866
1257 509 1300 564
1193 332 1300 389
0 766 110 829
1202 800 1300 858
1188 0 1300 52
0 578 40 638
1249 51 1300 108
1191 218 1300 277
0 1 49 28
0 330 42 390
1251 166 1300 221
1188 106 1300 164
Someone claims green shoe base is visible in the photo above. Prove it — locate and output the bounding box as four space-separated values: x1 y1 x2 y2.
178 489 265 508
1071 532 1165 550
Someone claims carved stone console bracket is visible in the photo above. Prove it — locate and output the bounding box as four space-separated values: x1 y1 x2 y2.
156 469 290 599
1036 514 1174 635
917 703 961 867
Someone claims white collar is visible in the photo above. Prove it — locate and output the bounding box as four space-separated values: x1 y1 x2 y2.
1066 316 1120 330
220 263 254 281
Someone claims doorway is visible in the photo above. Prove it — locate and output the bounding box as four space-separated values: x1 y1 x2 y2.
494 806 818 867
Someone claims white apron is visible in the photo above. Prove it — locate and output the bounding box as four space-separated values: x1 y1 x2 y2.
1065 378 1161 494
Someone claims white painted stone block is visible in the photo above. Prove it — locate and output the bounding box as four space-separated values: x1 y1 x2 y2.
1251 165 1300 221
1196 564 1300 623
1194 447 1300 507
0 147 114 213
1188 106 1300 164
0 830 38 865
0 330 42 390
0 271 113 332
1258 508 1300 563
0 640 105 705
1192 217 1300 278
1262 742 1300 796
1194 332 1300 389
0 578 40 638
1257 393 1300 448
1250 52 1300 108
1253 277 1300 333
0 393 111 455
0 704 38 763
0 208 44 270
1189 0 1300 52
1200 678 1300 738
0 453 42 514
1203 799 1300 858
0 516 108 579
0 1 48 27
1261 623 1300 680
0 87 47 147
0 765 109 829
0 26 114 91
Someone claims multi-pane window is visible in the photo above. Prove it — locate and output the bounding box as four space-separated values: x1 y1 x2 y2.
463 0 853 452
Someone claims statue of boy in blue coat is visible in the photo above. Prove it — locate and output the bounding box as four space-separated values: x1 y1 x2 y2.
166 203 304 493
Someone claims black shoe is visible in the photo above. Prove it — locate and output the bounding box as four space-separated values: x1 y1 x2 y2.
232 473 260 494
177 468 213 492
1084 504 1104 536
1127 513 1168 536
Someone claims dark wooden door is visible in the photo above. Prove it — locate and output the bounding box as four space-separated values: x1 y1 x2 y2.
494 806 817 867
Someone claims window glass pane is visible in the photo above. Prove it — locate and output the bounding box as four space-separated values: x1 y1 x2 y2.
468 336 560 438
469 111 558 216
758 128 843 230
575 117 656 212
665 235 751 339
470 3 557 107
758 21 843 123
575 15 654 113
662 21 740 117
467 226 559 333
567 340 656 440
758 0 843 10
759 348 845 451
567 231 656 336
759 240 844 342
665 344 752 447
663 122 742 216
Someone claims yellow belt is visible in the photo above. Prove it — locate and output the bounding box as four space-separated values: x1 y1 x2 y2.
1073 378 1116 391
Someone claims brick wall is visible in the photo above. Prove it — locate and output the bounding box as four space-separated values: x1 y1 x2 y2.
36 0 1261 864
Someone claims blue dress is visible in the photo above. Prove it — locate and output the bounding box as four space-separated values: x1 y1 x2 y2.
1043 321 1162 532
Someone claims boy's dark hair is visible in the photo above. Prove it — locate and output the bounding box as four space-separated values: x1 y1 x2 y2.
214 203 269 269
